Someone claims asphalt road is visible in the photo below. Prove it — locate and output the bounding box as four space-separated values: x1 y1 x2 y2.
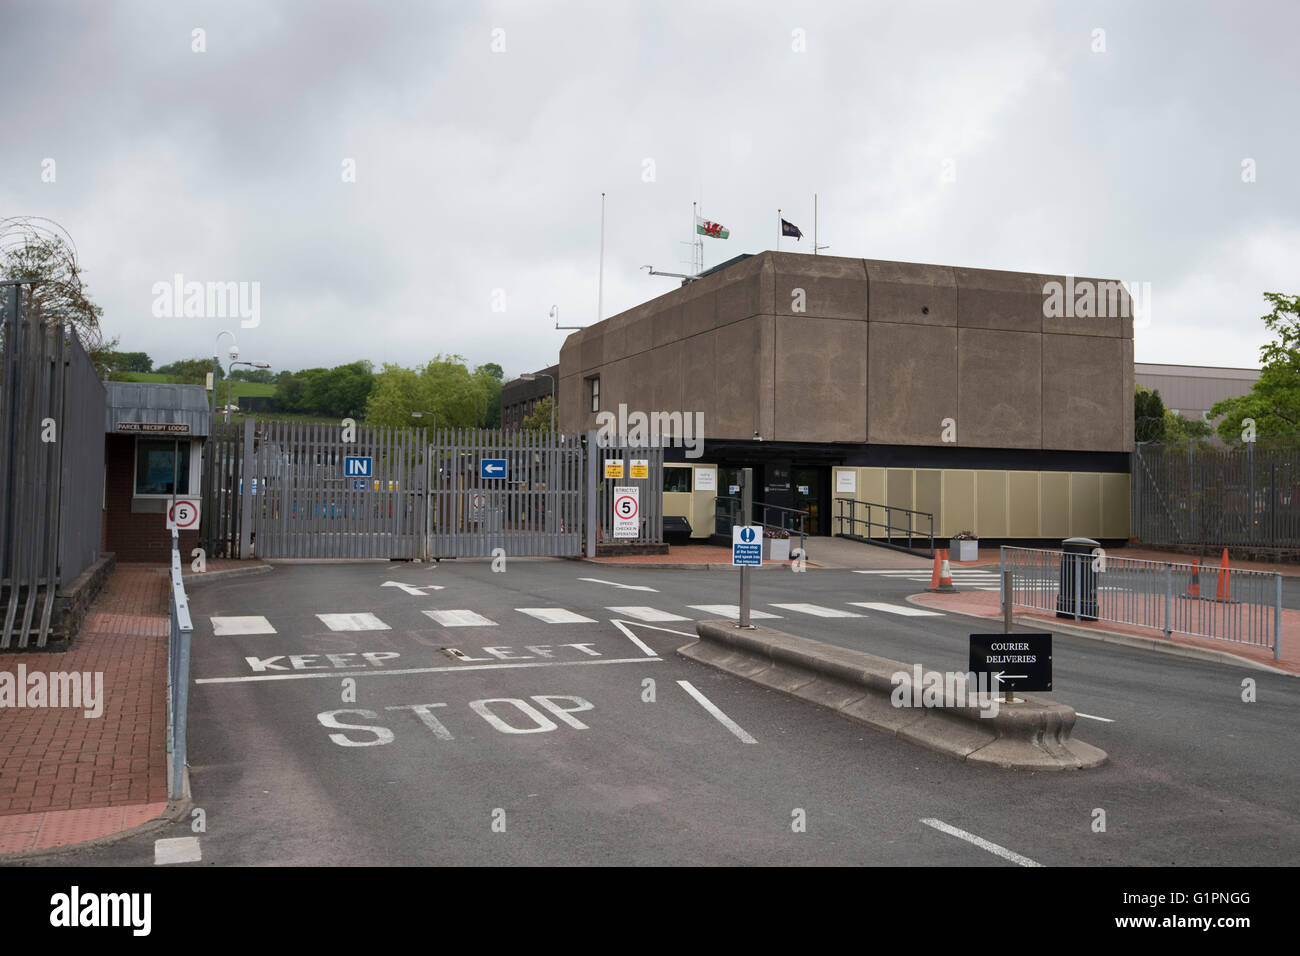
23 557 1300 866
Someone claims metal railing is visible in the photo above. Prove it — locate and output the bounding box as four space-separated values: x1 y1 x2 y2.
167 530 194 799
714 496 807 555
1000 546 1281 660
834 497 935 557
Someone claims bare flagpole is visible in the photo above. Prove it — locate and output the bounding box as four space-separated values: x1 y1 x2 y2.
814 194 818 256
598 191 605 322
777 208 781 252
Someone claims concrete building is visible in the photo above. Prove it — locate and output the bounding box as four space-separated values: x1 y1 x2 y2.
1135 363 1260 422
558 251 1134 543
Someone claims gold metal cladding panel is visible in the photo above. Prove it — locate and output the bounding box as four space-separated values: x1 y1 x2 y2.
1101 473 1131 539
1070 473 1102 539
976 471 1009 538
938 470 974 538
886 469 914 514
1009 472 1041 537
916 469 944 533
1041 473 1071 539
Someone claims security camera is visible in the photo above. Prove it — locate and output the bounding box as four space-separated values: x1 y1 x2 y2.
229 344 240 362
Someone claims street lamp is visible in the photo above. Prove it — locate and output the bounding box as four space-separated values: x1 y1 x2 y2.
519 372 555 435
212 330 238 420
410 410 437 436
226 360 271 423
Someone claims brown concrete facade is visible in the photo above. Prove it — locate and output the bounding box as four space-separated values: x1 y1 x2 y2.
559 252 1134 453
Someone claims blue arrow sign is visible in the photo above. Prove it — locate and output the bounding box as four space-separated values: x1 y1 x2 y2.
480 458 507 479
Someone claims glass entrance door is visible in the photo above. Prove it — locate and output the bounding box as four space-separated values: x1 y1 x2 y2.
792 467 825 535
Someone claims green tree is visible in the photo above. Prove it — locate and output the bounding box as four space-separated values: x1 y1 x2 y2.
1135 383 1167 442
521 396 554 434
104 350 153 373
230 367 275 384
1164 409 1214 443
1211 293 1300 445
476 363 504 428
365 355 493 429
156 357 223 383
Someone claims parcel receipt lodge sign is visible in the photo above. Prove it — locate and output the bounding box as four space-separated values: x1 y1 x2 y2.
968 633 1052 693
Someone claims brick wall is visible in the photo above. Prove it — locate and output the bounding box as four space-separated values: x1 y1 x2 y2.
101 434 200 563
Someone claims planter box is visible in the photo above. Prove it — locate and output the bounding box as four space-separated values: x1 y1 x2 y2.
951 539 978 562
764 537 791 562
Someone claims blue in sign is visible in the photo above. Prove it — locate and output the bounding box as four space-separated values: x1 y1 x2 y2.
732 525 763 567
480 458 507 479
344 456 373 478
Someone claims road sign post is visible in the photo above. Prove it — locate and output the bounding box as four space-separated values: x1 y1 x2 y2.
738 467 755 627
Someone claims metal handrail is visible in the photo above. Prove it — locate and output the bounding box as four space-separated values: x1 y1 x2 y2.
714 496 808 555
834 496 935 557
167 529 194 799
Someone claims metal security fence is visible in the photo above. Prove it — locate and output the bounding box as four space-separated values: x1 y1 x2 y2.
0 283 107 650
1001 546 1281 659
1132 441 1300 553
249 421 427 559
201 421 245 559
591 438 664 547
167 530 193 799
429 428 584 557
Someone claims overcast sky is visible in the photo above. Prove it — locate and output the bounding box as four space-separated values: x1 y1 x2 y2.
2 0 1296 377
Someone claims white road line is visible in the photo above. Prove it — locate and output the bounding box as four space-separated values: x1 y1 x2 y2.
610 619 658 655
516 607 597 624
769 603 863 618
316 613 390 631
606 606 692 622
422 609 497 627
920 818 1042 867
196 656 664 684
1075 712 1114 722
677 680 756 744
688 605 782 620
580 577 658 592
154 836 202 865
210 615 276 635
848 602 943 617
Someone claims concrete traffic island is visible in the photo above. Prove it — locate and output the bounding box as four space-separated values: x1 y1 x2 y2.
680 621 1107 771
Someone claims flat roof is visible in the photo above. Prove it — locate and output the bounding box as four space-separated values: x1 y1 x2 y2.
105 381 211 437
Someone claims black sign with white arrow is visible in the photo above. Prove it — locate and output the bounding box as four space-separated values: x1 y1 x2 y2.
968 633 1052 693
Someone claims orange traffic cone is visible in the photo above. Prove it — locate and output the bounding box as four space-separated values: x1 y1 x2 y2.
1215 548 1232 602
1186 559 1201 598
927 549 957 593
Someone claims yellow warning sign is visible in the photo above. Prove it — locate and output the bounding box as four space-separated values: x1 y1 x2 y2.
604 460 624 479
630 459 649 479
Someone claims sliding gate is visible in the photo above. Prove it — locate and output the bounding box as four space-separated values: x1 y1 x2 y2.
428 428 584 557
248 421 427 558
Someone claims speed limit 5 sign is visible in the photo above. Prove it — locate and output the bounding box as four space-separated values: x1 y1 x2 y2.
167 497 201 531
612 486 639 539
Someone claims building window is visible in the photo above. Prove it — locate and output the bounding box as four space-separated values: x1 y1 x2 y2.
588 376 600 412
664 466 692 493
134 439 192 496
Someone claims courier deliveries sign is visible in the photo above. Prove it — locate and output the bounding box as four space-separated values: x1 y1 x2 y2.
968 633 1052 693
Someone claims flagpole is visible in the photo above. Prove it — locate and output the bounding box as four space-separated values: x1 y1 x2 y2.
814 194 818 256
598 191 605 322
777 208 781 252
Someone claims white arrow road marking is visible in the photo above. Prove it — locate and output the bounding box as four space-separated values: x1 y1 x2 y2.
920 819 1042 867
155 836 202 865
580 577 659 591
677 680 756 744
606 606 691 622
608 618 695 656
381 581 445 595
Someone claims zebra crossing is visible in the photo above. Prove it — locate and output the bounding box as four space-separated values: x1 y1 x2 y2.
209 597 949 634
852 568 1004 591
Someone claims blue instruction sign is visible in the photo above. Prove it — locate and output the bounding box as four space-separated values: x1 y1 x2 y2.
480 458 507 479
732 525 762 567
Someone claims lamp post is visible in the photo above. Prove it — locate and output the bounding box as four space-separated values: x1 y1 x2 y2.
226 360 270 423
212 330 238 421
410 410 437 436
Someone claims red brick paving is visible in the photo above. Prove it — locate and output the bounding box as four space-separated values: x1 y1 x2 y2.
0 563 172 852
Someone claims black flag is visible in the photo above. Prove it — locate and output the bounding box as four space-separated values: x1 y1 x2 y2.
781 218 803 240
